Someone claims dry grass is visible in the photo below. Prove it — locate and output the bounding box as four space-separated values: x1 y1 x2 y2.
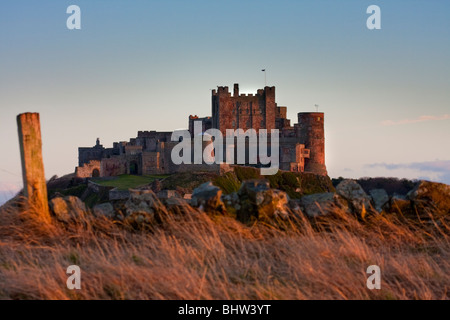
0 198 448 300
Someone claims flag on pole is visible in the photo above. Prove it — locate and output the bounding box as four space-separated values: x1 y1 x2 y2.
261 69 265 72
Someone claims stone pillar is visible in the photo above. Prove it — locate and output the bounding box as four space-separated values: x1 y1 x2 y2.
17 113 51 222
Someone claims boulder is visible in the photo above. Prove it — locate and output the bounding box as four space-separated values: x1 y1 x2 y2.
125 189 168 223
300 192 349 217
407 180 450 214
163 197 195 215
124 212 155 230
369 189 389 213
387 194 411 214
151 179 162 193
157 190 180 200
191 182 225 213
49 196 87 223
222 192 241 211
93 202 115 219
288 199 304 217
336 179 374 215
237 180 291 222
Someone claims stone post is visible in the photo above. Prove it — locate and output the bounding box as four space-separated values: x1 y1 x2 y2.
17 113 51 222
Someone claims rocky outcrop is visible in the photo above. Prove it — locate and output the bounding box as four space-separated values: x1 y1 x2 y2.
124 189 168 226
288 199 304 217
222 192 241 211
151 179 162 193
157 190 180 200
336 180 374 215
387 194 411 214
191 182 225 213
299 192 349 217
50 196 87 223
163 197 196 215
93 202 115 219
369 189 389 213
237 180 291 222
407 181 450 214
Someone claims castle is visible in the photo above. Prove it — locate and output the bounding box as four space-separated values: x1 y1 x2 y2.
75 84 327 178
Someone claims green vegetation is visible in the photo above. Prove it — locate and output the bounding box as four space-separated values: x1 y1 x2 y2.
160 172 220 194
213 172 241 194
93 175 169 191
213 166 335 198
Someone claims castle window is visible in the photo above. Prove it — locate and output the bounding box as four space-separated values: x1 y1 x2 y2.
232 121 235 127
260 120 264 127
246 108 249 114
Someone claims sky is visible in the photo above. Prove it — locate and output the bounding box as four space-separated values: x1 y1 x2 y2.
1 0 449 204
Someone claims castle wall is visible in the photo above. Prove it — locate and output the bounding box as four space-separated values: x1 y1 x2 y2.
78 146 104 167
101 156 128 177
75 160 101 178
142 151 164 175
189 116 212 136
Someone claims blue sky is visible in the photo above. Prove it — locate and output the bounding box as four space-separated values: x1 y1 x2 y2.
1 0 449 204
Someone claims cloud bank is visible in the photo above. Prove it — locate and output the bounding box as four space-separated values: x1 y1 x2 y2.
366 160 450 184
381 114 450 126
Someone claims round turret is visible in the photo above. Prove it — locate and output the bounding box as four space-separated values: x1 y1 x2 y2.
297 112 327 176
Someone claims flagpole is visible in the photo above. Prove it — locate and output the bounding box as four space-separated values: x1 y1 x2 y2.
262 69 266 87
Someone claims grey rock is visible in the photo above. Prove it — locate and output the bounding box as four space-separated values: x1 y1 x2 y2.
300 192 349 217
157 190 180 199
369 189 389 212
237 180 291 222
222 192 241 210
125 189 168 220
336 179 373 215
93 202 115 218
50 196 87 223
407 180 450 213
191 182 225 213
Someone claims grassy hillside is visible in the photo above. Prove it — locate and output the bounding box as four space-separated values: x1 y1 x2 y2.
92 175 169 191
0 198 448 300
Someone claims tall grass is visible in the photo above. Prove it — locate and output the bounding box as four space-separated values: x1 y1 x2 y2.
0 198 448 300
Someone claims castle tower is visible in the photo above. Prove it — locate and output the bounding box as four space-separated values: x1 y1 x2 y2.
297 112 327 176
211 84 276 135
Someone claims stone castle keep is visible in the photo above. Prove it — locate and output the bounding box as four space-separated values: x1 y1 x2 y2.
75 84 327 178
